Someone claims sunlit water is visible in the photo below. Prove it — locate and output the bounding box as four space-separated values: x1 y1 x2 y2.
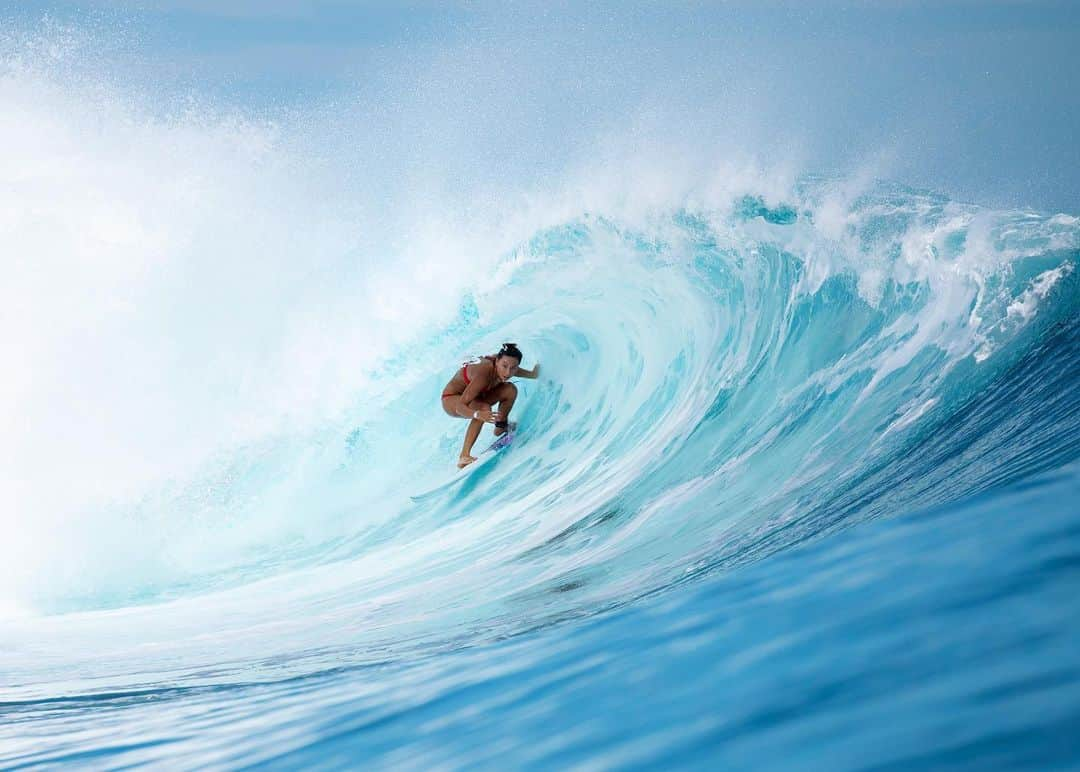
2 24 1079 769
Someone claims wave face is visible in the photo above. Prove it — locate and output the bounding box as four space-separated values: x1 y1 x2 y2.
3 26 1080 769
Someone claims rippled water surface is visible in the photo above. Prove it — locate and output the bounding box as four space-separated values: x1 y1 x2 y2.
2 17 1079 768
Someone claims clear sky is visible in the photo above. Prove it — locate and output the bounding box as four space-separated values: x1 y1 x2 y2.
5 0 1079 212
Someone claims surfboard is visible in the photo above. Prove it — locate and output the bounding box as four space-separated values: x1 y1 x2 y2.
484 423 516 453
410 423 517 503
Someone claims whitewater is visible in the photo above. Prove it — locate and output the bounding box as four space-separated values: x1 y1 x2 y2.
2 20 1079 769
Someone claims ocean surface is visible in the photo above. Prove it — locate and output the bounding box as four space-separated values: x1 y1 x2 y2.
3 18 1080 770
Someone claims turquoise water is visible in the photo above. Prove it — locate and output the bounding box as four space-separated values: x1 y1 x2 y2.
3 181 1078 767
2 18 1079 768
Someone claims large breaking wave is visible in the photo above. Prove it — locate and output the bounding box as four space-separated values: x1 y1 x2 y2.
2 20 1078 768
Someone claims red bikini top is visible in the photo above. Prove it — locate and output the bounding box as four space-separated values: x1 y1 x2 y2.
461 355 496 385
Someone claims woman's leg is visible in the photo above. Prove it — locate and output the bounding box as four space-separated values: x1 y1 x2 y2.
484 382 518 435
442 385 515 467
443 396 491 467
458 416 486 467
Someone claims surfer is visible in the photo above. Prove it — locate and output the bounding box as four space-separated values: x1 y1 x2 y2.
441 342 540 468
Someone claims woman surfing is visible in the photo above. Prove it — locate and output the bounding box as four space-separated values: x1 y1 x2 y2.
441 343 540 468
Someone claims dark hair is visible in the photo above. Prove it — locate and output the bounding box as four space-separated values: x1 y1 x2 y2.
497 342 523 361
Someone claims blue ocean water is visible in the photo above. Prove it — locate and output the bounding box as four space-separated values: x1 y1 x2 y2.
2 21 1080 769
3 181 1078 768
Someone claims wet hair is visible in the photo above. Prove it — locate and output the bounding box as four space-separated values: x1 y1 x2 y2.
496 342 523 362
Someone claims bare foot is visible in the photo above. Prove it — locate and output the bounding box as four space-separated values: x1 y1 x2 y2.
457 455 477 469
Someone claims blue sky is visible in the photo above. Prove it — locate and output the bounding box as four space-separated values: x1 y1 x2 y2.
5 0 1079 211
